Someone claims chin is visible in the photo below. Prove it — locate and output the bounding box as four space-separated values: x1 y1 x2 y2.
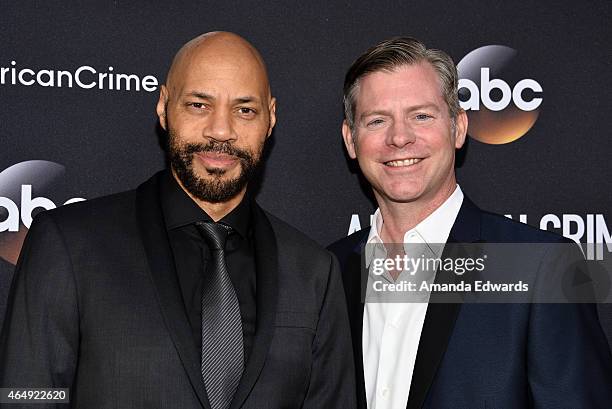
198 165 241 180
376 188 423 204
388 194 422 204
381 183 425 202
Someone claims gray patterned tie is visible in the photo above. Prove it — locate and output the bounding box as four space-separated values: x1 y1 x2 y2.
195 221 244 409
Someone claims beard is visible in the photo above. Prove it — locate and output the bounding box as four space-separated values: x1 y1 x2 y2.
167 129 262 203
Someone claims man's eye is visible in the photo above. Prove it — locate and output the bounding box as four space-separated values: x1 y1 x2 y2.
188 102 205 109
237 107 257 118
415 114 432 121
367 119 385 127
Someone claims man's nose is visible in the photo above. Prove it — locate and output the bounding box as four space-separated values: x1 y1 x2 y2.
386 119 416 148
205 109 236 142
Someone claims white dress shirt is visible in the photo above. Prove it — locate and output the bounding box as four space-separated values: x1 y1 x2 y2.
363 185 464 409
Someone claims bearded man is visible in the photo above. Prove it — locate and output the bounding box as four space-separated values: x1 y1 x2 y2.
0 32 356 409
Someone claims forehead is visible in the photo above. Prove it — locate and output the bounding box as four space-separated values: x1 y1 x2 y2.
172 50 269 98
355 63 445 111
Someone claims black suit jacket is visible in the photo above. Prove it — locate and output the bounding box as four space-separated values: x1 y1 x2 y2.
328 196 612 409
0 171 356 409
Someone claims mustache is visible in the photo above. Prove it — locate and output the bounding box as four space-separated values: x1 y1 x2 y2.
182 141 252 161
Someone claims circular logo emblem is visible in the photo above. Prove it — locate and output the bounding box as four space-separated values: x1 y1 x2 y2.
457 45 543 144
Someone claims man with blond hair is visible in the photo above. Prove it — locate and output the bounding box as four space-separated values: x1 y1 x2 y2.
329 36 612 409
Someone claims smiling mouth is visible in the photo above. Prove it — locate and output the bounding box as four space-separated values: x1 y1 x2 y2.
384 158 423 167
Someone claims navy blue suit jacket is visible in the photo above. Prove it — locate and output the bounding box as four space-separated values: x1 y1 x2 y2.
328 196 612 409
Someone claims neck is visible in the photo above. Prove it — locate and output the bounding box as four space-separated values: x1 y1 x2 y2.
171 170 246 221
376 181 457 243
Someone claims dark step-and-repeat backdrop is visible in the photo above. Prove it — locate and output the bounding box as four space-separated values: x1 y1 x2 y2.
1 1 611 348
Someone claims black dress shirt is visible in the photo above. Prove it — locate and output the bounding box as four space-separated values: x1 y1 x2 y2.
160 172 256 362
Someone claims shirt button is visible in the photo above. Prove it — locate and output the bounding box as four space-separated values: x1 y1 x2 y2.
381 387 390 399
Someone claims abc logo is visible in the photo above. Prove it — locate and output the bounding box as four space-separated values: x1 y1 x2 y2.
0 160 85 265
0 184 84 232
457 45 543 144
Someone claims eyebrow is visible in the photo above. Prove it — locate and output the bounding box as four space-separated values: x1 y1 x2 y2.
184 91 261 104
408 103 441 113
185 91 214 100
359 103 441 120
359 109 391 120
234 96 260 104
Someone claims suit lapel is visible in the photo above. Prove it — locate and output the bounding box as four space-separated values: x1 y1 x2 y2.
346 238 368 409
406 197 482 409
230 203 278 409
136 172 211 409
405 300 461 409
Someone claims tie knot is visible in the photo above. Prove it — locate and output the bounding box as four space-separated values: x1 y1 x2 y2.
195 222 232 250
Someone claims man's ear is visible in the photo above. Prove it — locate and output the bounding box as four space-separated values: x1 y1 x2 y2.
156 85 169 130
454 109 468 149
267 97 277 138
342 120 357 159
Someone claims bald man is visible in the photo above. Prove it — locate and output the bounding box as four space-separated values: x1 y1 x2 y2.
0 32 356 409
